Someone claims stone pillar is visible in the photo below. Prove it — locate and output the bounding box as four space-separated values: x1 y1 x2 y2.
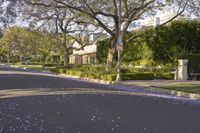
178 59 188 80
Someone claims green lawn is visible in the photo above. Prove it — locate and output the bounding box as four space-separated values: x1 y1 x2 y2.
159 84 200 94
12 64 55 72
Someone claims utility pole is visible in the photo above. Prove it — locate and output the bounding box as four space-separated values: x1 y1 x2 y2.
116 0 123 82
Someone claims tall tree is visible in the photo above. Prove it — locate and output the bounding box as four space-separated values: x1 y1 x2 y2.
32 30 57 68
22 1 105 67
0 26 34 63
23 0 188 69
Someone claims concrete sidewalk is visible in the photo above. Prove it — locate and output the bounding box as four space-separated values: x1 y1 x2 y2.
118 80 200 88
118 80 200 100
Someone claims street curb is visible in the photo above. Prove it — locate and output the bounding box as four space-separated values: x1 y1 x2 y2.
147 86 200 100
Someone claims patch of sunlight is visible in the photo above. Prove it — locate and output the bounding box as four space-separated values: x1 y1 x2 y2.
0 71 56 77
0 88 190 101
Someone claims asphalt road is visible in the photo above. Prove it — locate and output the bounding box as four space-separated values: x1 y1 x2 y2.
0 65 200 133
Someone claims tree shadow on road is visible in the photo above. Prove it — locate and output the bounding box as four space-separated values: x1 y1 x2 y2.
0 73 110 90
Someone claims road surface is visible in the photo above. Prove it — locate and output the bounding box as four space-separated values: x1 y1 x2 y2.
0 65 200 133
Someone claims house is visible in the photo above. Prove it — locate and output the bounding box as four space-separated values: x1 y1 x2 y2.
69 34 106 64
69 42 97 64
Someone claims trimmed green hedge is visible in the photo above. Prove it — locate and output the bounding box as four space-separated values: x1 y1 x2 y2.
66 70 116 81
51 68 60 73
154 72 174 80
182 54 200 73
121 73 154 80
51 68 174 81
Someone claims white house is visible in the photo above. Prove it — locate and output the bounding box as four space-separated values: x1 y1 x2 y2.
69 34 108 64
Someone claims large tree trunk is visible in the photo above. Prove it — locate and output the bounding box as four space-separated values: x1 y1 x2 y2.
106 48 115 70
106 38 116 70
12 55 15 64
7 52 10 63
25 54 28 66
62 33 69 67
63 48 69 67
7 57 10 63
42 59 46 69
42 55 47 69
20 55 23 64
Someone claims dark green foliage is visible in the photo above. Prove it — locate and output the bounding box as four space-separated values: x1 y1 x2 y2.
96 39 118 64
182 54 200 73
122 30 153 65
66 70 83 76
96 39 110 64
121 72 173 80
51 68 60 73
128 66 174 73
45 63 57 67
96 30 154 65
121 73 155 80
59 69 66 73
146 20 200 64
51 67 116 81
170 20 200 53
50 67 174 81
96 20 200 66
154 72 174 80
79 65 116 74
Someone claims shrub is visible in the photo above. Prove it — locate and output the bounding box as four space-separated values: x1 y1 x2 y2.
51 68 60 73
154 72 174 79
182 54 200 73
66 70 82 76
121 73 155 80
45 63 56 67
129 66 173 73
102 74 117 81
58 69 66 73
50 67 174 81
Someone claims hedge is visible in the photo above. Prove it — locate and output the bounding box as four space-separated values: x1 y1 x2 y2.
154 72 174 80
51 68 173 81
121 73 154 80
182 54 200 73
